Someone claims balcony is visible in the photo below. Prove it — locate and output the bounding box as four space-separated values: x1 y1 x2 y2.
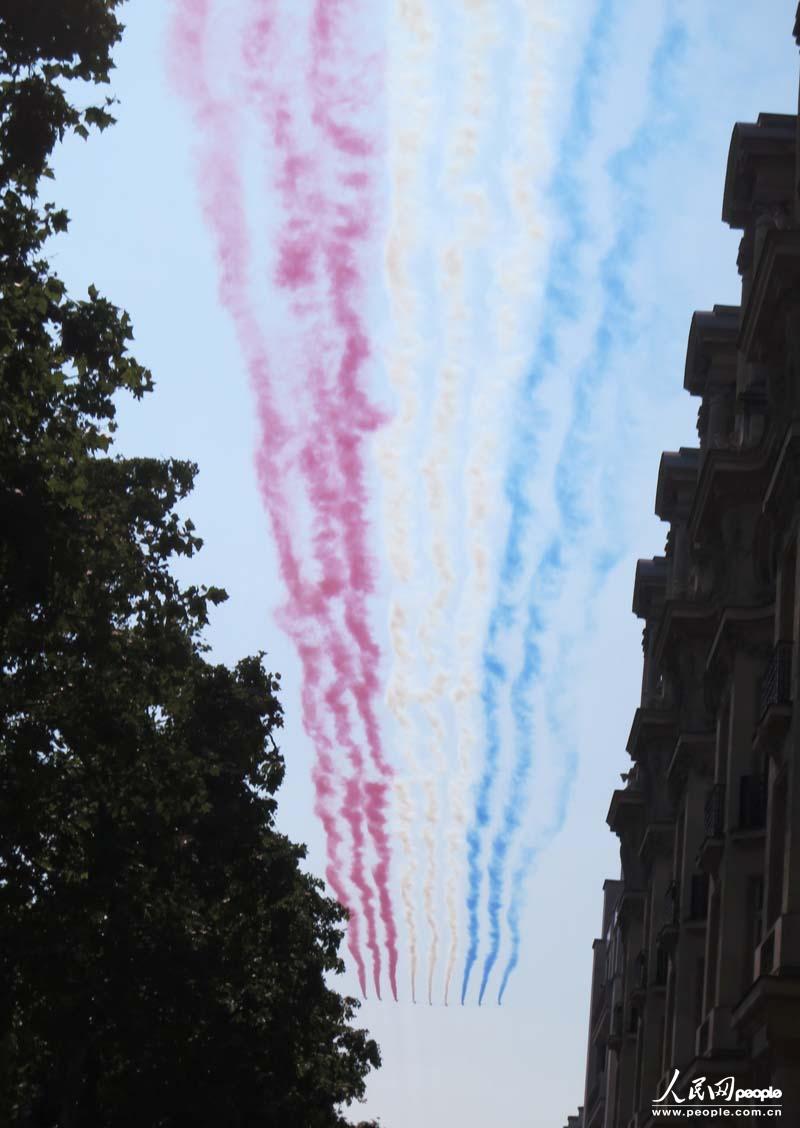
754 914 800 977
738 773 766 830
759 641 793 719
755 641 794 760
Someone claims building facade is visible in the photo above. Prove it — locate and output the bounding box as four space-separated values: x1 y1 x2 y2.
571 13 800 1128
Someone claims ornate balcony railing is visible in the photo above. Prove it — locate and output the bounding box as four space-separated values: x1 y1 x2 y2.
759 641 793 719
704 783 725 838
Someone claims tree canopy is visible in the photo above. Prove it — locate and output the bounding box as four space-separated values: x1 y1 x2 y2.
0 4 381 1125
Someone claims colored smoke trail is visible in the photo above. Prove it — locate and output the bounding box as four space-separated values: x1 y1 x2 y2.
418 697 446 1002
387 609 420 1001
379 0 437 1001
170 0 398 999
463 0 620 1005
458 0 613 1010
494 11 688 1004
469 2 689 1005
382 0 486 1005
167 0 371 991
456 0 563 1007
394 778 418 1002
496 845 535 1005
250 0 400 999
252 39 383 997
267 0 390 999
417 0 497 1007
383 0 554 1006
443 666 479 1005
308 0 400 1000
422 776 438 1006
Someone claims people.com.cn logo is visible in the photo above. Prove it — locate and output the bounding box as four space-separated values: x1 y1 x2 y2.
652 1069 783 1117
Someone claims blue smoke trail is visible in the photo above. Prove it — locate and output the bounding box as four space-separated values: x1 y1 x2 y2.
460 0 622 1007
489 14 689 1006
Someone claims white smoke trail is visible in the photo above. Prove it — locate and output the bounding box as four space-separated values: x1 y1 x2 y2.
381 0 562 1004
379 0 438 1000
425 1 500 1005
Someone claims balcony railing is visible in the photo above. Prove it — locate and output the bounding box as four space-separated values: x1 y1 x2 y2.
739 773 767 830
759 641 793 719
704 783 725 838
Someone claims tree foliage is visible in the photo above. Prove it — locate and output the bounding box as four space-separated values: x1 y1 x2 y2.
0 4 380 1125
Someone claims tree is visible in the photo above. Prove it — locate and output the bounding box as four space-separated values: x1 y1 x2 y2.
0 4 381 1125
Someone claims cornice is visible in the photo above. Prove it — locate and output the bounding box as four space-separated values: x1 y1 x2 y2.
722 114 796 230
607 787 646 837
684 306 740 397
632 556 668 620
655 448 700 523
626 706 678 762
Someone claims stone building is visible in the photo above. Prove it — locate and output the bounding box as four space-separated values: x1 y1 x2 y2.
571 13 800 1128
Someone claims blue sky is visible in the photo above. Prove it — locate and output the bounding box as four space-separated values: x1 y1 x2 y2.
50 1 797 1124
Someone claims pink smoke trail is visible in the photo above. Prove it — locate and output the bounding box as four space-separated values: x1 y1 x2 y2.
172 0 399 1001
310 0 400 1000
239 15 381 997
168 0 374 996
240 0 399 1000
